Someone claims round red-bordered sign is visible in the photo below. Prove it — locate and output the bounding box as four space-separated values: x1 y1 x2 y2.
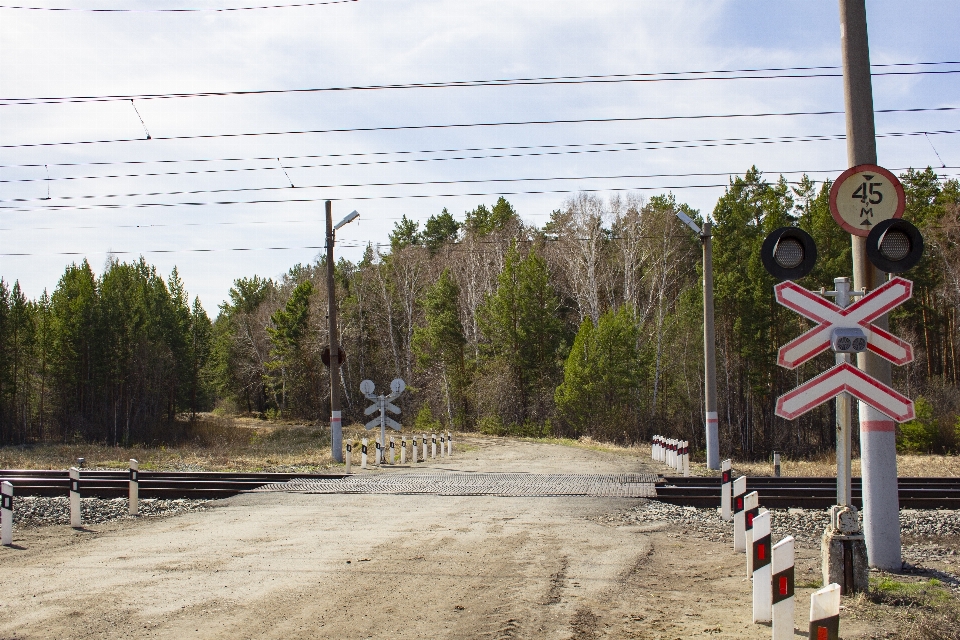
829 164 905 237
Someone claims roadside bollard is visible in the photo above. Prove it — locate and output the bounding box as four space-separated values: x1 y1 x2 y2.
682 440 690 477
431 434 437 459
721 459 732 521
752 510 772 623
447 431 453 456
733 476 748 551
376 438 382 465
1 481 13 546
421 434 427 461
440 434 446 458
772 536 795 640
774 451 781 477
400 437 407 464
389 437 395 465
361 438 369 469
412 436 419 463
345 442 353 473
129 459 139 516
743 491 759 562
809 583 841 640
70 467 81 528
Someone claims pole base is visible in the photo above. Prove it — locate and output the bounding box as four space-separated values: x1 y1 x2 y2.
821 528 869 595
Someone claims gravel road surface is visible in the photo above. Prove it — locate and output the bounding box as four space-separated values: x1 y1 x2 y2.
0 438 928 638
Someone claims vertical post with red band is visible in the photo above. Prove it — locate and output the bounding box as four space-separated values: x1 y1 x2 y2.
772 536 795 640
809 583 841 640
752 511 772 623
733 476 748 552
744 491 760 573
1 480 13 546
721 459 732 521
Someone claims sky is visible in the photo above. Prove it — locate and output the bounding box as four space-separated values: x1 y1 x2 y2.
1 0 958 312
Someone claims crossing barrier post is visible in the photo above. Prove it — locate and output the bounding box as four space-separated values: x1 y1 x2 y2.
361 438 368 469
809 583 841 640
721 459 732 521
744 491 760 568
733 476 748 551
772 536 795 640
69 467 81 528
752 511 773 623
129 459 139 516
345 442 352 473
1 481 12 545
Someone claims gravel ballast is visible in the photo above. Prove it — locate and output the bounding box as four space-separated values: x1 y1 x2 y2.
10 496 209 528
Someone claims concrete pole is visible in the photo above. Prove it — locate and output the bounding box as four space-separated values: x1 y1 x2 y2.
701 222 720 470
326 200 344 463
839 0 901 570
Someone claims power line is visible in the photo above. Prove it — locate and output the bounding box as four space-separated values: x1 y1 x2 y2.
2 60 957 106
3 106 958 150
4 129 958 185
0 0 356 12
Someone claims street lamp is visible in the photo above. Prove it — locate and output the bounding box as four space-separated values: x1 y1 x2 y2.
676 211 720 470
326 201 360 463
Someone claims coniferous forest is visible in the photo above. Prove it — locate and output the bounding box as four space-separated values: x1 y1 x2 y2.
2 167 958 460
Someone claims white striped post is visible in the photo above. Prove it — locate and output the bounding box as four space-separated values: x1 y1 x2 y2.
440 433 446 458
658 436 665 463
69 467 81 528
361 438 368 469
651 436 657 461
774 451 781 477
772 536 795 640
400 436 407 464
128 459 139 516
1 481 13 546
752 510 772 623
345 441 353 473
447 431 453 456
743 491 759 564
412 435 419 463
682 440 690 476
721 459 732 521
421 434 427 461
809 583 841 640
389 437 395 465
375 437 382 465
733 476 748 552
431 434 437 459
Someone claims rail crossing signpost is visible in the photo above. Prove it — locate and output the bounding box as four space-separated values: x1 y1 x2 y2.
361 378 405 465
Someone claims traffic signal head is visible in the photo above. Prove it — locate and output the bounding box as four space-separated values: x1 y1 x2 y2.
760 227 817 281
831 328 867 354
866 219 924 273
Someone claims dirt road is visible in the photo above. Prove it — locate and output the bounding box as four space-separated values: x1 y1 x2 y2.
0 438 891 638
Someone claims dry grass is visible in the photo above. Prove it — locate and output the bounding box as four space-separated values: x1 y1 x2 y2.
0 416 335 472
683 452 960 478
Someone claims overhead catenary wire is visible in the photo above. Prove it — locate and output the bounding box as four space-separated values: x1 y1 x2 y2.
2 60 958 106
3 106 959 150
0 0 356 12
3 129 958 185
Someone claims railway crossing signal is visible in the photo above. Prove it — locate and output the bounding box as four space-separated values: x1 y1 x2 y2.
361 378 406 465
775 362 914 423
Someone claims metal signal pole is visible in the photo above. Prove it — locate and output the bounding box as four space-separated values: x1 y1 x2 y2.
839 0 901 570
702 222 720 470
326 201 343 463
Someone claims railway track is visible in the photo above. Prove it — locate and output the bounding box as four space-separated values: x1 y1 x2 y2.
656 475 960 509
0 470 347 500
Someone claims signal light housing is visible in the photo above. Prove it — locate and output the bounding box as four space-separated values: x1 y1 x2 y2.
760 227 817 281
865 218 924 273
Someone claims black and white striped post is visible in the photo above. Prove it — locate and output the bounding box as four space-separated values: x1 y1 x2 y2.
733 476 748 551
345 441 353 473
389 436 396 465
774 451 782 477
447 431 453 456
1 480 12 546
129 459 139 516
361 438 369 469
375 437 382 465
69 467 81 528
809 583 840 640
412 435 420 463
440 433 446 458
721 459 732 521
431 434 437 459
772 536 795 640
421 434 428 461
743 491 760 571
400 436 407 464
752 510 772 623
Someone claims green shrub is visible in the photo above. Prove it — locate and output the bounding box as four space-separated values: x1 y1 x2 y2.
898 396 939 453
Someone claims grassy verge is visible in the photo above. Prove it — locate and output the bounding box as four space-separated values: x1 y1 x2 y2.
849 576 960 639
0 416 334 472
687 452 960 478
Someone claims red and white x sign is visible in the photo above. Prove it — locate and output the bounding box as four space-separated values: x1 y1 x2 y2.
776 362 915 422
775 276 913 369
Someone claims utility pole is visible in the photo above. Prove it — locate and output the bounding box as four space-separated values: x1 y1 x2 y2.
839 0 902 570
702 221 720 470
675 213 720 470
326 200 342 463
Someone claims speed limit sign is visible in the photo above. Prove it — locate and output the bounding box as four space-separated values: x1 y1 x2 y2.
829 164 905 237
